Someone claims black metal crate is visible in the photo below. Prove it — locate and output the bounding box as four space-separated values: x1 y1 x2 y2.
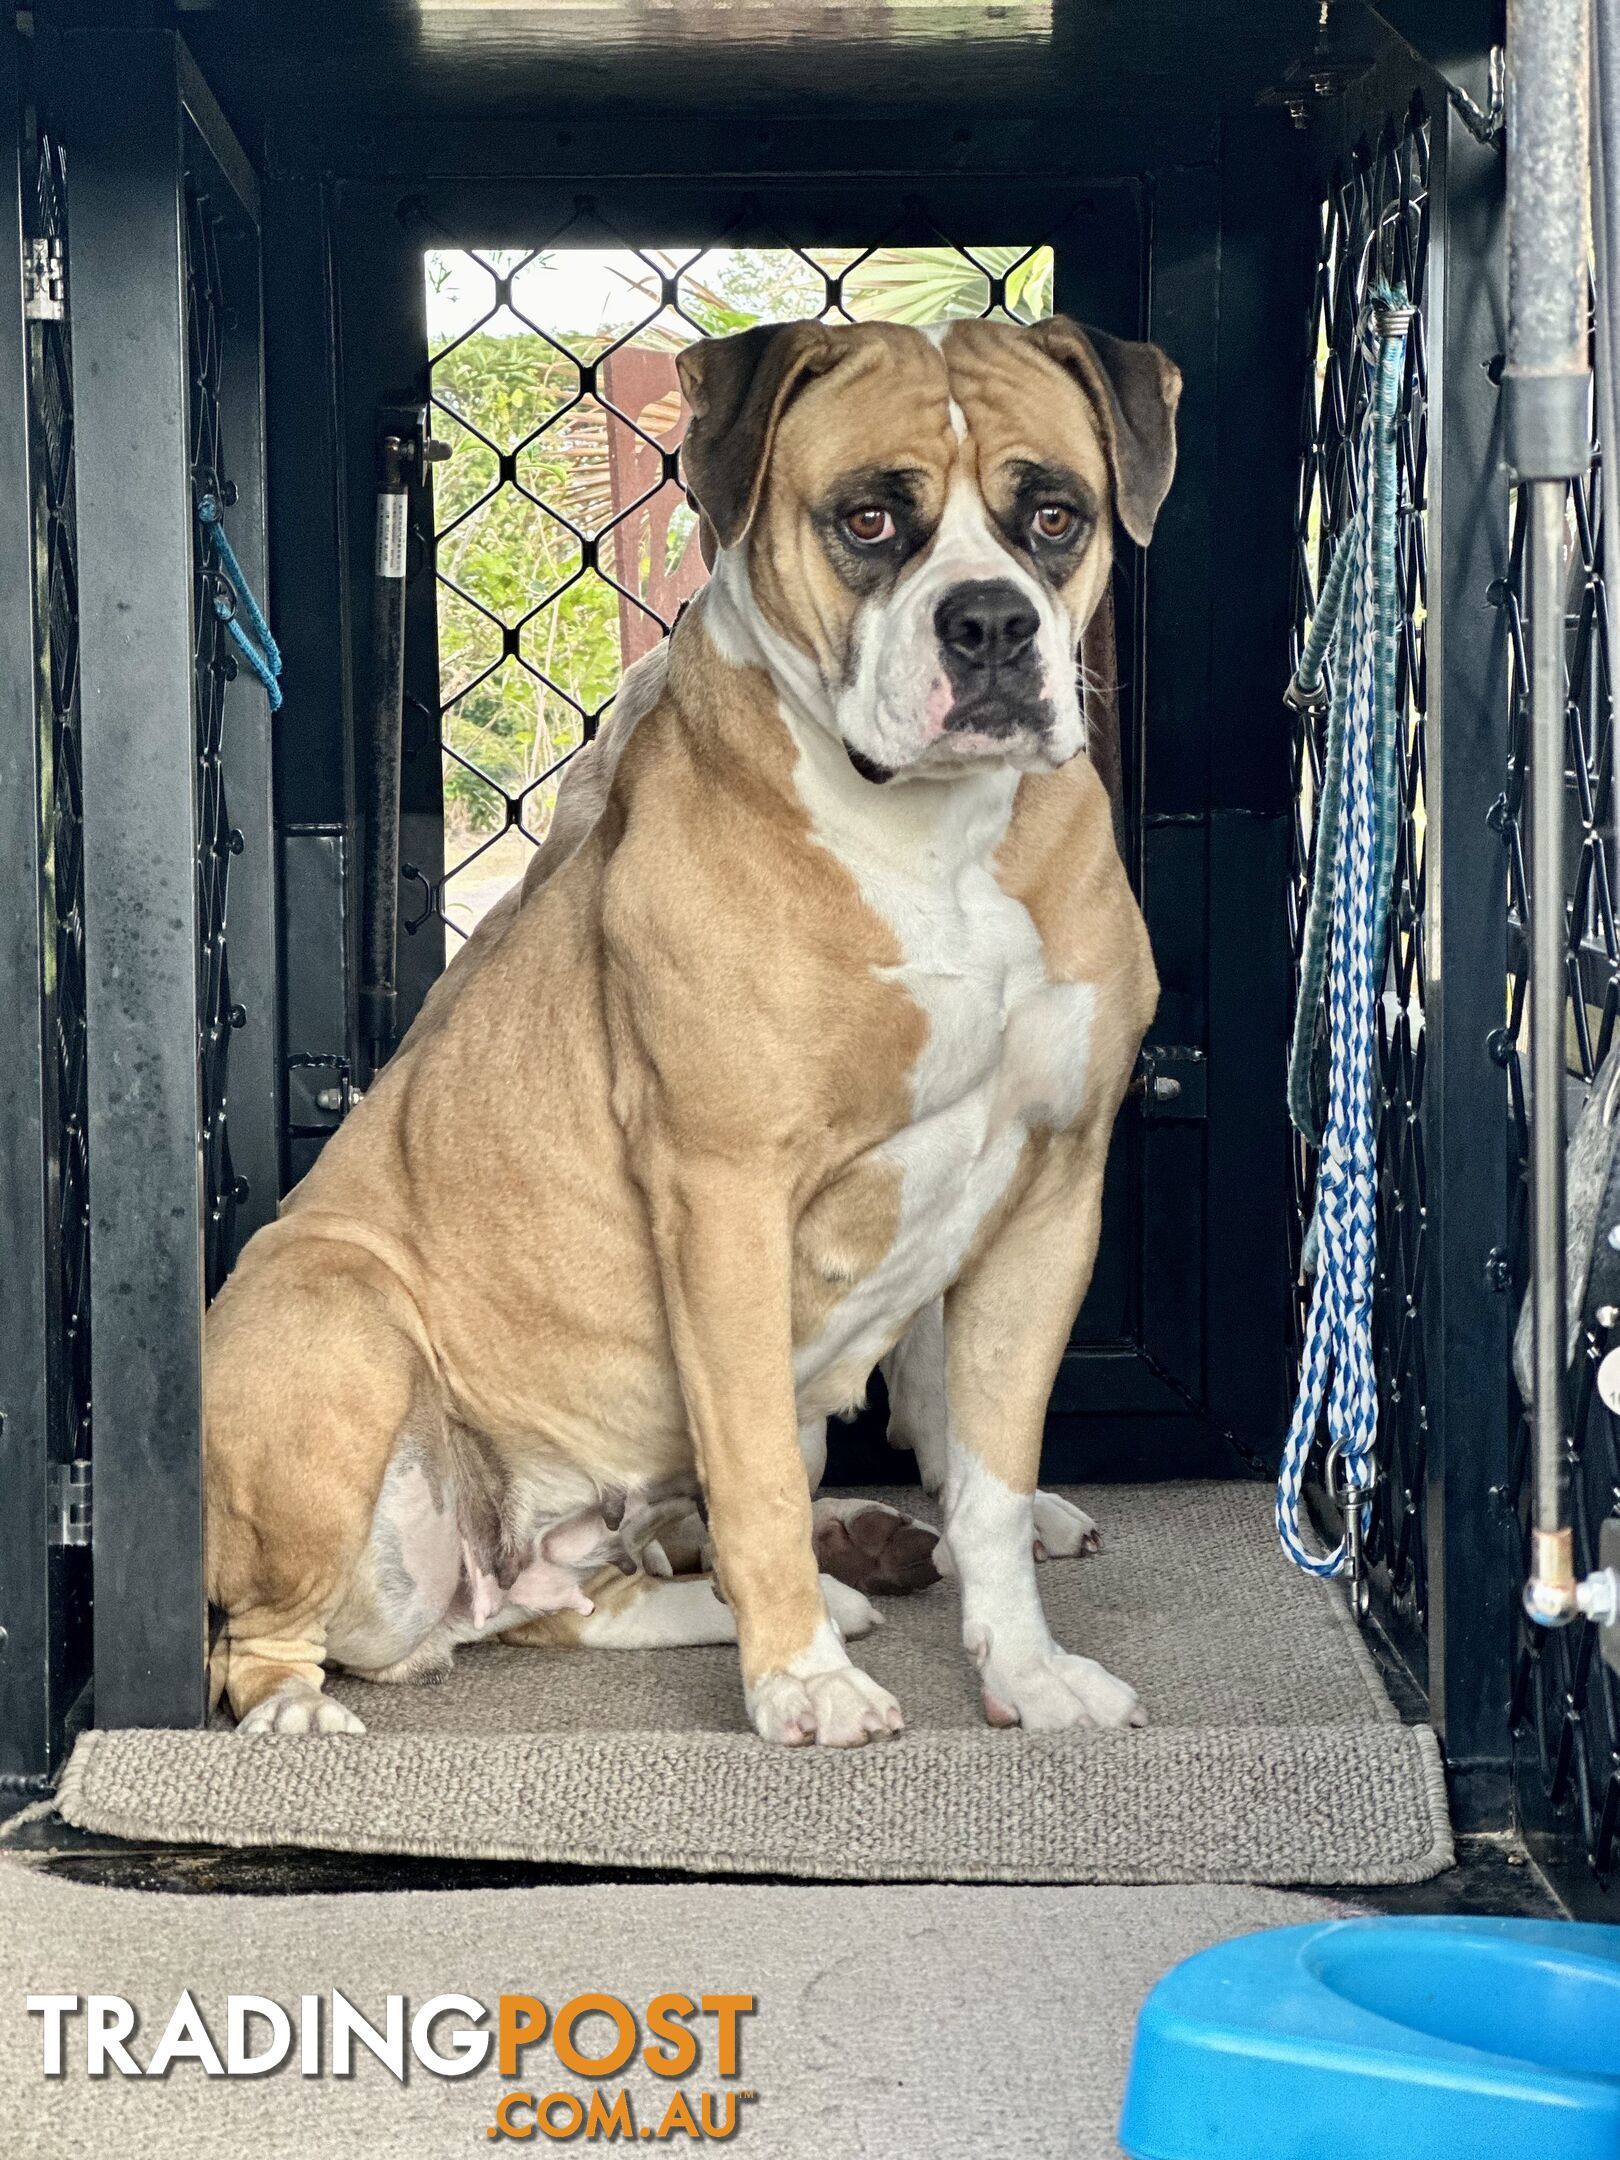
3 2 1616 1928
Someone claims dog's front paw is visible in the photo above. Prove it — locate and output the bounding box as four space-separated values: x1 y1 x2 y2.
969 1631 1144 1733
237 1682 367 1737
1032 1490 1102 1560
748 1659 904 1748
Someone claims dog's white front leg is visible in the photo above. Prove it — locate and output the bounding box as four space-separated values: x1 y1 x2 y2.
946 1447 1140 1730
941 1131 1143 1732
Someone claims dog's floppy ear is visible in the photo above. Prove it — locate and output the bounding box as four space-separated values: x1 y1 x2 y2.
1025 317 1182 547
677 320 842 551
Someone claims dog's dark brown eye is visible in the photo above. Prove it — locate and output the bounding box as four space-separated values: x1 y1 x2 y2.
844 506 894 544
1033 504 1076 540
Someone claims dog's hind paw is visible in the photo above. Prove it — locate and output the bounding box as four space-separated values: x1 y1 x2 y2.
622 1497 710 1580
812 1498 942 1595
352 1635 455 1687
1031 1490 1102 1561
237 1683 367 1737
820 1574 882 1641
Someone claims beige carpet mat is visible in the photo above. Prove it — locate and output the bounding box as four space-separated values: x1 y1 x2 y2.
0 1862 1347 2159
53 1482 1452 1884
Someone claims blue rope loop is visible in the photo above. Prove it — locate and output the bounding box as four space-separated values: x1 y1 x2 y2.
1277 283 1409 1582
198 491 283 712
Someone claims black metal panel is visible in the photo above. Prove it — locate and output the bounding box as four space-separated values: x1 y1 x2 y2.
1204 110 1317 1471
281 827 354 1185
67 25 207 1730
64 26 267 1729
1503 379 1620 1904
1420 88 1514 1827
186 0 1360 191
261 172 357 1177
0 24 90 1791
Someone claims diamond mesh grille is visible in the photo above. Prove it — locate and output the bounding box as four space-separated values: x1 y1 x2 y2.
26 117 90 1475
183 157 243 1299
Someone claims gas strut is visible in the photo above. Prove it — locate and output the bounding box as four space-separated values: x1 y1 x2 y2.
360 405 446 1081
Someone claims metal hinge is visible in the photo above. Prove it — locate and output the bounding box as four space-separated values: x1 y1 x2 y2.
49 1460 91 1548
1136 1045 1208 1121
23 235 66 323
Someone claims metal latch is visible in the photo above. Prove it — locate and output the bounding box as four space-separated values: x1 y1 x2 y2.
49 1460 91 1548
1136 1045 1208 1120
23 236 66 323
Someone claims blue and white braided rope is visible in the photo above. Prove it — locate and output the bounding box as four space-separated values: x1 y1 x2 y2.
1276 291 1408 1579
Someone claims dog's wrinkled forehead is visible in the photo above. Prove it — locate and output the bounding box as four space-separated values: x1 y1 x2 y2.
677 315 1180 566
780 331 1113 588
795 325 1101 484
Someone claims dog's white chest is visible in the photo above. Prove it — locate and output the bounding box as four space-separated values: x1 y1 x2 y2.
793 767 1095 1396
875 863 1094 1255
886 865 1092 1132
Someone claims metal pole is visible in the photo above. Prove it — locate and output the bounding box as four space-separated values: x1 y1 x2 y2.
1526 481 1573 1621
1505 0 1590 1626
1595 0 1620 1013
1596 6 1620 500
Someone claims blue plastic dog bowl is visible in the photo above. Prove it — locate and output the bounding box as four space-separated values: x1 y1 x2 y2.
1118 1916 1620 2160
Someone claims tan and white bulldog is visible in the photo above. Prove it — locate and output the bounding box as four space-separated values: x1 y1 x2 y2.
204 312 1178 1746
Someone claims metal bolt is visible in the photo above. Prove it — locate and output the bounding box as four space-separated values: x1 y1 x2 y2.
1598 1305 1619 1329
1607 1223 1620 1252
315 1085 364 1114
0 1627 8 1653
1149 1074 1182 1104
1576 1567 1620 1628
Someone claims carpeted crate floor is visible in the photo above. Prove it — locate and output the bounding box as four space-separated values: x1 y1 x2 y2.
51 1482 1452 1885
0 1860 1350 2160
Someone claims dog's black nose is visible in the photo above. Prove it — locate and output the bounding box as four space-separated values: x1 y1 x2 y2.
934 580 1040 669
